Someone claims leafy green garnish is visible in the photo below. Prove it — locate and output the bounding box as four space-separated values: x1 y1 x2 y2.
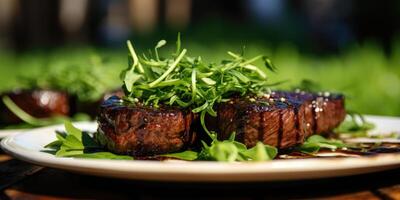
298 135 347 154
122 35 276 134
198 133 277 162
159 151 198 161
241 142 278 161
335 111 375 136
71 152 132 160
44 121 133 160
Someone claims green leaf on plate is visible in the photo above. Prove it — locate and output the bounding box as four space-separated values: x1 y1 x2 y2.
298 135 347 154
198 133 277 162
159 151 198 161
241 142 278 161
71 152 133 160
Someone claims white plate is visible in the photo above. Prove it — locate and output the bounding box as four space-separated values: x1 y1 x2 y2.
0 129 24 139
1 116 400 182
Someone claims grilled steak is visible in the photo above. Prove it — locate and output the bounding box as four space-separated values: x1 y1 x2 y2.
211 91 346 149
0 89 69 124
97 91 345 156
96 96 197 156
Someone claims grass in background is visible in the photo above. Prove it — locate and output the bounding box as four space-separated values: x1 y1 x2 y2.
0 39 399 116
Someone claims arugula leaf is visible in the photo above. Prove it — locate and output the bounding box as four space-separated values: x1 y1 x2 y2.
159 151 198 161
198 133 277 162
298 135 347 154
71 152 133 160
240 142 278 161
44 121 133 160
121 36 278 136
209 140 241 162
56 147 83 157
64 121 82 140
44 139 63 150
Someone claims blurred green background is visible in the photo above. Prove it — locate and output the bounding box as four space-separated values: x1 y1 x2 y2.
0 0 399 116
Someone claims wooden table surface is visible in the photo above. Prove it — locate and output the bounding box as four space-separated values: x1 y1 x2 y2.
1 150 400 200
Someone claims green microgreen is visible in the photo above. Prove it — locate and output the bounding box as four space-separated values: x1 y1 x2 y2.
298 135 347 154
159 151 198 161
121 35 276 135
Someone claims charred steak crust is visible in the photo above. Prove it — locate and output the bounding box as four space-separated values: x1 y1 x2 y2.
96 96 196 156
0 89 69 124
213 91 346 149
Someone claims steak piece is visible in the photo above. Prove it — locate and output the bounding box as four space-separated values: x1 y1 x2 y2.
0 89 69 125
212 91 346 149
96 96 196 156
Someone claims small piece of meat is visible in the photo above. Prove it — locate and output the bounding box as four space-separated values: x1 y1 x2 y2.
0 89 69 124
96 96 196 156
210 91 346 149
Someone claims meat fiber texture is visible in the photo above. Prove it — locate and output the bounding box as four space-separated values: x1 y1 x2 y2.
213 91 346 149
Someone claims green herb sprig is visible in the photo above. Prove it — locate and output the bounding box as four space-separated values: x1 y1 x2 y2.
298 135 347 154
122 34 276 135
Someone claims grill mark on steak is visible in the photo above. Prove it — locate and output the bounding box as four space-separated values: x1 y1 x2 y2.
261 109 279 146
311 103 317 134
213 91 346 149
182 111 196 149
235 108 246 143
277 109 283 149
280 106 297 148
294 107 300 144
258 112 264 143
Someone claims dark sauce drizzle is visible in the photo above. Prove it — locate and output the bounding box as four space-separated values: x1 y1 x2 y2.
278 142 400 159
